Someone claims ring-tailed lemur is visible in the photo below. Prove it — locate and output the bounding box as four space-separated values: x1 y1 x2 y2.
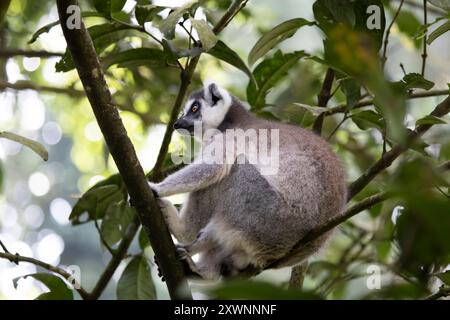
149 82 347 280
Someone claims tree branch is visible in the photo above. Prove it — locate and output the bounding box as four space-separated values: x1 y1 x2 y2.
348 94 450 199
321 89 449 117
56 0 190 300
0 251 90 300
313 68 335 135
0 80 84 97
0 49 63 58
56 0 247 300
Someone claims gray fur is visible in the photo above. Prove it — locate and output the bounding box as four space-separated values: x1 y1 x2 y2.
150 83 347 280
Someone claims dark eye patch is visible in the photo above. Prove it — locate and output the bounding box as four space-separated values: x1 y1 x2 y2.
186 100 201 118
190 101 201 115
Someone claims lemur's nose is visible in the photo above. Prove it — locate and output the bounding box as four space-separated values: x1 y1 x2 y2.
174 119 182 129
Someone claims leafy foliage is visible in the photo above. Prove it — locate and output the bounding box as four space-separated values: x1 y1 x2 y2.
14 274 73 300
117 256 156 300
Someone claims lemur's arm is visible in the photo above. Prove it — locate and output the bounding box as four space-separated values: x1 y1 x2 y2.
149 134 234 197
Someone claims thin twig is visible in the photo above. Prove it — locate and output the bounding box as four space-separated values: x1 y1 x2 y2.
0 49 63 58
421 0 428 76
111 16 162 45
0 251 90 300
382 0 405 67
179 21 198 46
425 285 450 300
322 89 449 117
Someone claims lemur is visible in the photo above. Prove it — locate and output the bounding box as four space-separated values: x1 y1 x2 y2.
149 82 347 280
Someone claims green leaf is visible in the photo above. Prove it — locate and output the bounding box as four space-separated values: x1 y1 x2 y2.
207 40 255 85
313 0 355 34
56 23 135 72
135 5 165 26
111 0 127 13
94 0 126 17
247 50 308 109
0 131 48 161
101 201 135 247
248 18 314 66
394 73 435 91
158 1 198 39
94 0 112 16
415 115 447 126
428 0 450 11
28 11 108 44
138 227 150 250
117 256 156 300
102 48 168 69
351 110 384 130
427 19 450 44
162 39 202 60
340 78 361 110
69 184 122 224
436 271 450 285
210 280 322 300
191 19 217 51
14 273 73 300
395 10 422 48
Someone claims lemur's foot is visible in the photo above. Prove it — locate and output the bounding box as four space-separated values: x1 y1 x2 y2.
175 244 202 279
154 249 202 281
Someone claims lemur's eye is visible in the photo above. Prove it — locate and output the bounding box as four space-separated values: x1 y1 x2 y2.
191 103 199 113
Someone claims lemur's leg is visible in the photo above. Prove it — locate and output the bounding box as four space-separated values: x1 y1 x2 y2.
180 229 214 255
156 198 185 243
149 162 231 197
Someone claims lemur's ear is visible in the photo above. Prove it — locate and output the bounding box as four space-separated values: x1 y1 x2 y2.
204 82 222 106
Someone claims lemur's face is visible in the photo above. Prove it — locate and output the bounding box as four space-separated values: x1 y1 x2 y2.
174 82 232 134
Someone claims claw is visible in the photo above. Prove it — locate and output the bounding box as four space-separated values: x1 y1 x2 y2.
175 244 189 259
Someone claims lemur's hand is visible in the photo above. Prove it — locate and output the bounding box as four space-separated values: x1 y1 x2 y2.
148 182 161 198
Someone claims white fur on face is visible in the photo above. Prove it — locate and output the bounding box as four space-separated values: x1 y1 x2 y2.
183 98 195 114
200 83 232 131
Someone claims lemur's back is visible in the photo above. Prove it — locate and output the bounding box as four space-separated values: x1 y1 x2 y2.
186 114 347 269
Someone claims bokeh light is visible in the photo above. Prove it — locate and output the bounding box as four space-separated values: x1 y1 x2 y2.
49 198 71 226
28 172 50 197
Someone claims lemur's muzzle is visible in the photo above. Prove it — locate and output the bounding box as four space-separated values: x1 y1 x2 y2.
174 118 194 132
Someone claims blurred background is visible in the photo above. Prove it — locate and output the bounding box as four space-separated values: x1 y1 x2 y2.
0 0 449 299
